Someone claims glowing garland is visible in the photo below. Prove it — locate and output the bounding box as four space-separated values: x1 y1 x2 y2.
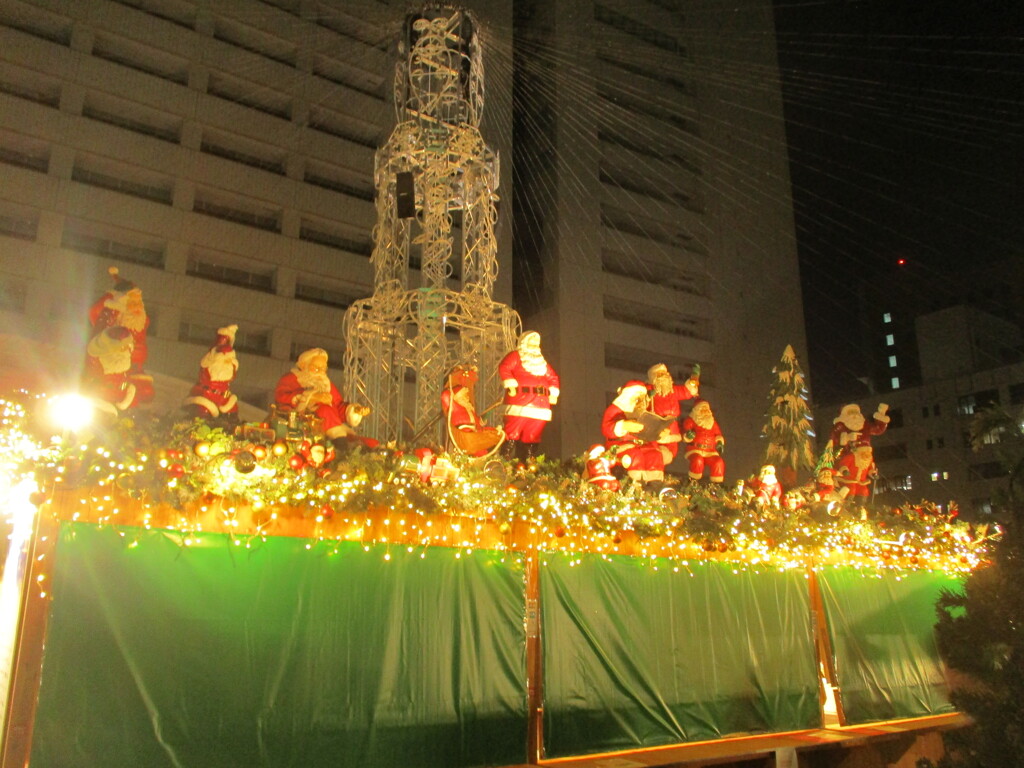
1 395 998 576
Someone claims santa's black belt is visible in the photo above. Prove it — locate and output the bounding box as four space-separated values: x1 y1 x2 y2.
520 386 549 395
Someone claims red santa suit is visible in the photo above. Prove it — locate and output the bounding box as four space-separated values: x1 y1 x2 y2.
681 400 725 483
183 325 239 418
441 380 504 457
499 332 560 445
828 404 889 498
83 326 140 414
274 350 378 449
834 446 876 498
646 364 699 461
602 381 666 483
89 268 149 374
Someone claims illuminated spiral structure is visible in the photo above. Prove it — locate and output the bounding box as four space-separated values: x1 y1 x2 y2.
343 7 520 444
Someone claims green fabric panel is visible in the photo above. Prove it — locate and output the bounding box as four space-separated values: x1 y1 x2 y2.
540 554 820 757
31 522 527 768
818 567 960 724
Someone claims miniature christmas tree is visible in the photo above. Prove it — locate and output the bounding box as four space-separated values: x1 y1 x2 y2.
761 345 816 486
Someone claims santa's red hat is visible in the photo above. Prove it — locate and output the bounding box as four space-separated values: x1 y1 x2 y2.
612 380 647 411
216 324 238 345
108 266 135 294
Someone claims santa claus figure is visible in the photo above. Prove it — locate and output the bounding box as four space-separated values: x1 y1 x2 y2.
753 464 783 507
646 363 699 462
441 364 504 457
183 325 239 419
274 348 377 454
602 380 669 489
681 400 726 483
89 267 151 380
498 331 559 460
83 326 140 414
827 402 889 499
584 444 620 492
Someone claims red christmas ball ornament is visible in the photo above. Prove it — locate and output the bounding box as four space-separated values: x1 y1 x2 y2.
252 444 268 460
167 463 185 478
28 491 47 507
717 541 729 553
702 540 716 552
289 454 306 471
554 526 566 538
320 504 335 520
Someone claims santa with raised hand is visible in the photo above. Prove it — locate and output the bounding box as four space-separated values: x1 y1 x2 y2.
498 331 559 460
183 325 240 420
827 402 889 498
681 399 726 484
646 362 700 461
274 348 377 454
601 380 668 490
89 266 150 374
83 325 139 414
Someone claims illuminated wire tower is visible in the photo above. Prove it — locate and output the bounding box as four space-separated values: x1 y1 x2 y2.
343 7 520 444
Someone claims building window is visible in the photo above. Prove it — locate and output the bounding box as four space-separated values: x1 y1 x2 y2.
61 220 166 269
883 312 892 323
92 33 189 85
294 282 358 309
888 355 897 367
193 190 282 232
1009 382 1024 405
887 407 904 428
891 377 900 389
926 439 933 450
186 254 274 292
933 404 941 416
969 462 1005 481
885 333 895 346
957 389 1000 416
890 474 912 491
921 406 929 419
943 471 950 480
875 443 908 461
930 472 940 482
937 437 944 449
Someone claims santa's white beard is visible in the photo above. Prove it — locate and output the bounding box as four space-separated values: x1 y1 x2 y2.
692 411 715 430
201 350 238 383
119 307 147 332
294 367 331 393
652 374 673 397
519 348 548 376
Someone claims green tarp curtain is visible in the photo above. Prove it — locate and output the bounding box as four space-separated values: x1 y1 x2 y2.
817 566 960 724
539 554 820 758
31 522 528 768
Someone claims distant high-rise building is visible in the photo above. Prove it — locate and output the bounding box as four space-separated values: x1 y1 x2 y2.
512 0 806 475
0 0 806 479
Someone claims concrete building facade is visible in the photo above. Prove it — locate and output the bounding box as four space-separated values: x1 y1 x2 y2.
512 0 806 477
0 0 806 479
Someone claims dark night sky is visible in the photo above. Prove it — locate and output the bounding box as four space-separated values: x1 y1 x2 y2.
772 0 1024 403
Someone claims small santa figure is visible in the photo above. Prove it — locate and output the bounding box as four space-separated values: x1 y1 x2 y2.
274 348 377 454
83 326 140 414
681 400 726 483
827 403 889 499
602 380 669 490
498 331 560 460
646 363 700 462
584 444 620 492
753 464 783 507
183 325 239 419
441 364 504 456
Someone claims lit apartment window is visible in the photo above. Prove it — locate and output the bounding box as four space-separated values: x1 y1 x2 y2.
930 472 940 482
888 355 897 367
891 377 900 389
885 333 894 346
943 471 950 480
883 312 892 323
